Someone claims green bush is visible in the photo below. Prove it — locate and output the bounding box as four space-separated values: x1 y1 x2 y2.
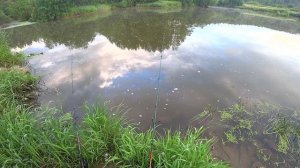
6 0 35 20
32 0 70 21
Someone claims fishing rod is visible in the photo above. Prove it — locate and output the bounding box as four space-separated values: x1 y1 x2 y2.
70 54 89 168
149 50 163 168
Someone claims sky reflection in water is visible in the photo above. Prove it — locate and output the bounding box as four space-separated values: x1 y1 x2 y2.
12 23 300 131
7 9 300 167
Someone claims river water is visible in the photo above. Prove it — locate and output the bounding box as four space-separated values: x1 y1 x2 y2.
5 7 300 167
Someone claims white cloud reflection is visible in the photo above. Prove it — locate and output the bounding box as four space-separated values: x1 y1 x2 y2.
26 35 160 89
11 40 49 54
14 24 300 93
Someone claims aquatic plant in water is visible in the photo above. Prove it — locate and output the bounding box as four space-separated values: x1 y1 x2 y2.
195 101 300 167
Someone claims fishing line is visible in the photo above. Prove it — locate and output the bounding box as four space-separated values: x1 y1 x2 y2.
149 50 163 168
153 53 163 134
70 54 88 168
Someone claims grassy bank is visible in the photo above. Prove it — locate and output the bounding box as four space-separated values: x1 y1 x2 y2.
137 0 182 9
1 105 229 167
63 4 112 18
239 3 300 18
0 32 228 167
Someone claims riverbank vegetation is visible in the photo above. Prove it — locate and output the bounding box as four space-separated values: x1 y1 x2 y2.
137 0 182 9
245 0 299 7
0 33 23 67
0 0 242 23
1 0 299 24
63 4 112 18
2 0 299 25
240 2 300 18
0 32 228 167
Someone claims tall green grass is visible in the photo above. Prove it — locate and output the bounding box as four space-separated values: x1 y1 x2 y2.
0 106 79 167
81 104 125 164
0 31 37 111
113 128 228 167
0 32 24 67
0 104 229 167
0 69 37 111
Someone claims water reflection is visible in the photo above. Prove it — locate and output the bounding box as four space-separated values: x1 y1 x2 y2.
6 8 300 51
6 7 300 168
14 23 300 126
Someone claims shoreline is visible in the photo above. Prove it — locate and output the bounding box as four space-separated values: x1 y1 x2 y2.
1 21 36 30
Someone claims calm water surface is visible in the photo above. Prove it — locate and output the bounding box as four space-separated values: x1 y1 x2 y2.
6 7 300 167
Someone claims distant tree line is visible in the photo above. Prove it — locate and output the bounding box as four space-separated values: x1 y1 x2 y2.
0 0 245 22
0 0 143 21
0 0 299 23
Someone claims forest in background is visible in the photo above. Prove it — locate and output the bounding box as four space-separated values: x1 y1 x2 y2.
0 0 245 23
0 0 299 26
